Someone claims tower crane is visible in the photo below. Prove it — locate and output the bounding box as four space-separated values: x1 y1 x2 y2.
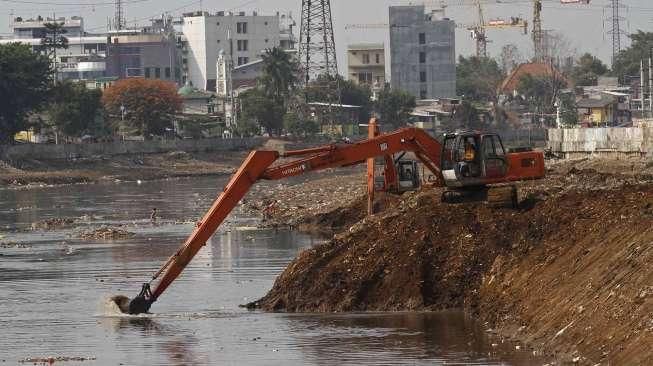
465 0 528 58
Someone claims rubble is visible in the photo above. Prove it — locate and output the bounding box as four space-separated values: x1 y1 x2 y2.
78 227 135 240
31 218 75 231
18 356 96 364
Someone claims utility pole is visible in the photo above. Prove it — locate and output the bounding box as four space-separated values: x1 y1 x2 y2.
649 54 653 116
640 59 645 113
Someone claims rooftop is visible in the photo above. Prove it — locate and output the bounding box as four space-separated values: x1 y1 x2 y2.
348 43 384 51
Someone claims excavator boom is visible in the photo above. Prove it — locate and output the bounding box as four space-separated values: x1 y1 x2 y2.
125 125 543 314
126 127 445 313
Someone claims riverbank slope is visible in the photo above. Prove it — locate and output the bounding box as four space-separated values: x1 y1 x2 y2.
250 158 653 365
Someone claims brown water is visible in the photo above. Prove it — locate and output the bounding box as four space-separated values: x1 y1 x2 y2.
0 177 545 365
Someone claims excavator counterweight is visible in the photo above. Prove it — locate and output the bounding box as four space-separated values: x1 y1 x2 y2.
122 122 544 314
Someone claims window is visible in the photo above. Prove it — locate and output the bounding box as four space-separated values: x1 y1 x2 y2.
419 33 426 45
419 52 426 63
175 67 181 79
217 39 221 43
358 72 373 84
420 71 427 83
165 67 171 78
237 57 250 65
375 53 380 64
420 89 427 100
60 57 69 62
144 67 151 78
155 67 161 78
264 21 268 26
217 22 220 26
237 22 248 34
237 40 249 51
362 53 370 64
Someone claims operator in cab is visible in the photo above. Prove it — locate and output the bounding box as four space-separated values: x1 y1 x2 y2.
459 137 480 178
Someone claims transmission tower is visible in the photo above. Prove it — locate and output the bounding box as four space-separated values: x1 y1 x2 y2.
532 0 543 62
606 0 626 66
298 0 338 83
114 0 125 30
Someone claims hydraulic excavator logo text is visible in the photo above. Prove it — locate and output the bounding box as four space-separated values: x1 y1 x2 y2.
281 164 308 176
380 143 388 151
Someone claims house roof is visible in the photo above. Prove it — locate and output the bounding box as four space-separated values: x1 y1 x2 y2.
348 43 384 51
576 94 616 108
500 62 566 93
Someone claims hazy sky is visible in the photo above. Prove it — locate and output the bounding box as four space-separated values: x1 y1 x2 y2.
2 0 653 70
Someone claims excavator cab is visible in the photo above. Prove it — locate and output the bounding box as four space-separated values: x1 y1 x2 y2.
396 160 420 192
440 131 508 187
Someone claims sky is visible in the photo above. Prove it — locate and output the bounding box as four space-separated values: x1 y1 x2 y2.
2 0 653 71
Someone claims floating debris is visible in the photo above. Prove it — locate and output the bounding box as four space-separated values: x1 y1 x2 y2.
18 356 96 363
31 218 75 231
78 227 135 240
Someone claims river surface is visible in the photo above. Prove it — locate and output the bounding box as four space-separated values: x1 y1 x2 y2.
0 177 544 365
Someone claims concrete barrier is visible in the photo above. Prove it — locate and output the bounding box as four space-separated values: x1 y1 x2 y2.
0 137 264 162
547 127 653 159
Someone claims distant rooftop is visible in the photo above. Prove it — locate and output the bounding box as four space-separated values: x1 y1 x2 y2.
348 43 384 51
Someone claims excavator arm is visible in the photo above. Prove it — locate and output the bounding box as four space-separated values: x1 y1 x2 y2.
126 127 444 314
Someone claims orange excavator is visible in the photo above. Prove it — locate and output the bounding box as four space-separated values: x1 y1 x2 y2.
124 121 544 314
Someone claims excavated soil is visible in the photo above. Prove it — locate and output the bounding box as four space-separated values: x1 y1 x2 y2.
249 160 653 365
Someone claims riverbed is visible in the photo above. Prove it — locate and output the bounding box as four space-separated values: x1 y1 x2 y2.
0 177 544 365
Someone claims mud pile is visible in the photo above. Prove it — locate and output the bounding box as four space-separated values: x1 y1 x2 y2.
250 170 653 364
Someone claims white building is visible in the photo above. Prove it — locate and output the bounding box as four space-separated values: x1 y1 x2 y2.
0 16 107 81
179 10 295 91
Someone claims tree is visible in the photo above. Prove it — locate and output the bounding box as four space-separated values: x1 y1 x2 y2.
517 73 567 126
570 53 609 86
260 47 298 101
305 75 373 123
456 55 505 102
256 47 298 135
499 44 523 75
40 22 69 82
374 85 416 128
46 81 103 138
101 79 182 138
558 92 578 126
283 111 318 137
239 88 282 135
613 31 653 81
451 100 483 130
0 43 51 143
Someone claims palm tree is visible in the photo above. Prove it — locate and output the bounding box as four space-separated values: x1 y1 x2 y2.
260 47 298 101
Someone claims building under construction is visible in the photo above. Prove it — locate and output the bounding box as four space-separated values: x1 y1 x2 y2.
389 5 456 100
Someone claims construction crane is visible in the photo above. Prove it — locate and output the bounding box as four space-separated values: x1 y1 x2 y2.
466 0 528 58
117 121 545 315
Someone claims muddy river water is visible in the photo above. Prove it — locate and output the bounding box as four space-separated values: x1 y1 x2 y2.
0 177 544 365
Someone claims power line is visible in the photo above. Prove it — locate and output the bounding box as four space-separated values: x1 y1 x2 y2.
0 0 149 5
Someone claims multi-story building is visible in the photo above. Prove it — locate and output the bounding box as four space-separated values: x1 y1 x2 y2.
389 5 456 100
105 31 180 83
347 43 386 98
0 16 108 81
179 10 295 91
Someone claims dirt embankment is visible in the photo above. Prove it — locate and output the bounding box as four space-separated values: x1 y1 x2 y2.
249 159 653 365
0 150 248 187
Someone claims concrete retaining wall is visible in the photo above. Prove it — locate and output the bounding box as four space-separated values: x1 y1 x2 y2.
0 137 264 162
547 127 653 159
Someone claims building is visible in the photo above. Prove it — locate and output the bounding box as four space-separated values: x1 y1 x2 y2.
347 43 386 95
576 92 631 127
105 31 180 83
389 5 456 100
0 16 108 81
179 10 295 91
